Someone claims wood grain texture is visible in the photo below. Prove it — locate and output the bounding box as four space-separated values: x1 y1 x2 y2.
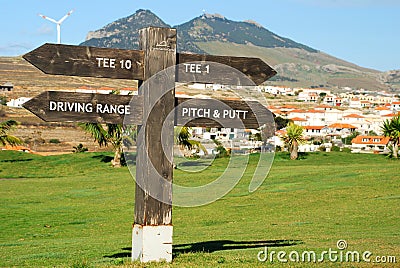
175 97 274 129
22 91 143 124
177 53 276 85
135 27 176 226
23 43 145 80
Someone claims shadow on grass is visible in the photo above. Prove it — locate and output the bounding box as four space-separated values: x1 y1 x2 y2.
177 161 209 167
92 154 114 163
0 158 33 163
173 239 302 257
104 240 302 259
276 152 309 160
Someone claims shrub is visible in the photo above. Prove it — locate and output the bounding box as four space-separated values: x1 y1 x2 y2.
342 147 351 153
0 96 7 105
331 146 340 152
73 144 88 153
213 139 230 158
49 139 61 144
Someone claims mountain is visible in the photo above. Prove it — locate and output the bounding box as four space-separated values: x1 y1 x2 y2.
81 10 316 54
176 13 317 54
81 9 170 49
81 9 398 91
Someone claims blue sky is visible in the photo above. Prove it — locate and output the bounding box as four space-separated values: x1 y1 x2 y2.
0 0 399 71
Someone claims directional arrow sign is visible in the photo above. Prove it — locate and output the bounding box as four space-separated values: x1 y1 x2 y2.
23 91 272 128
22 91 143 124
175 97 273 129
177 54 276 86
23 44 276 85
23 43 145 80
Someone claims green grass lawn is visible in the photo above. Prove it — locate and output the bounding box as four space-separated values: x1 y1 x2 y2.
0 151 398 267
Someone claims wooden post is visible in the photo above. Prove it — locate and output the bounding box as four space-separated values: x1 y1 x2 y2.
132 27 176 263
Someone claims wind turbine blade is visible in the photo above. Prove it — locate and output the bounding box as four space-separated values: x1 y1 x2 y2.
58 9 74 24
39 14 58 24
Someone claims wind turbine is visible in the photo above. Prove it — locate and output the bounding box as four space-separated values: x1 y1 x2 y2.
39 9 74 44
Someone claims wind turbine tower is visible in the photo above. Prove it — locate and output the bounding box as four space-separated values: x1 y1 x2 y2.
39 9 74 44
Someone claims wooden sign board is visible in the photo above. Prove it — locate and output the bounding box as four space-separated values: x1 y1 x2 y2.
175 97 273 129
177 54 276 86
23 43 145 80
23 44 276 85
22 91 143 124
23 91 272 129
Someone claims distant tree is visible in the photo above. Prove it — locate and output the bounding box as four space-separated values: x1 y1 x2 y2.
343 131 361 145
213 139 229 158
275 116 291 130
381 115 400 158
0 119 22 146
249 132 262 142
281 122 305 160
174 126 207 157
79 123 134 167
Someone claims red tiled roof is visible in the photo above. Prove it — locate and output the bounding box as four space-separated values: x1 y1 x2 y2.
275 129 286 136
375 106 390 111
344 113 364 118
351 136 390 145
290 109 306 113
316 104 331 108
303 126 325 130
290 117 307 121
329 123 357 129
306 109 324 113
272 109 285 115
383 112 400 117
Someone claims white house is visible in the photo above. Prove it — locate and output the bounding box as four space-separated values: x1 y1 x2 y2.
391 101 400 111
351 135 390 154
6 97 31 108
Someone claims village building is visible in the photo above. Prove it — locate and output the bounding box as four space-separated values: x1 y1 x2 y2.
351 136 390 154
0 82 13 92
6 97 31 108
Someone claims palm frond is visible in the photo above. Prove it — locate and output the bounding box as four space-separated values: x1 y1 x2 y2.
0 120 22 146
78 123 109 147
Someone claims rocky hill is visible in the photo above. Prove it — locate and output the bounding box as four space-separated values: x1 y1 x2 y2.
81 9 169 49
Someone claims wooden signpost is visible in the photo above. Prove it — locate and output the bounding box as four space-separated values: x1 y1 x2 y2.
22 26 276 263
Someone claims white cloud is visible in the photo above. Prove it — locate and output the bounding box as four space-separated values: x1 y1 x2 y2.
36 24 54 36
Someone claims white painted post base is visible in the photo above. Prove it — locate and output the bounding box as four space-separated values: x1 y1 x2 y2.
132 224 173 263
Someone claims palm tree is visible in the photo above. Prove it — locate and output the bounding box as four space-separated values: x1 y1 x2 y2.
381 115 400 158
0 119 22 146
281 122 305 160
174 126 207 157
79 123 134 167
